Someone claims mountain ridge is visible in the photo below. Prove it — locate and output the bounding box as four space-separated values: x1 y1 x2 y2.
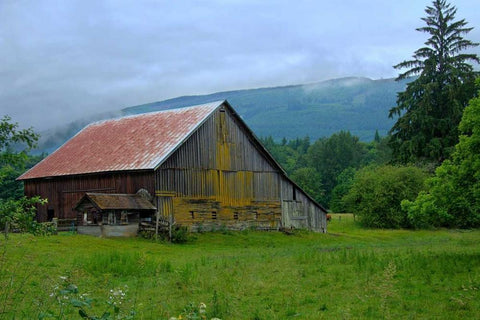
36 76 407 154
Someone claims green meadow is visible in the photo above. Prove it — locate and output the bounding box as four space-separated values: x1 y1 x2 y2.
1 214 479 319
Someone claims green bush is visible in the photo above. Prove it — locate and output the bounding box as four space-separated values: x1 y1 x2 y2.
403 81 480 229
343 165 428 228
170 225 191 243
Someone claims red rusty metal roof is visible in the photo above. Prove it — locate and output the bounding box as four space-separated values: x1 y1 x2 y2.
75 193 157 211
19 101 224 180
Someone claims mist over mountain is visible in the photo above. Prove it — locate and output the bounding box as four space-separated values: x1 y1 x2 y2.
36 77 407 154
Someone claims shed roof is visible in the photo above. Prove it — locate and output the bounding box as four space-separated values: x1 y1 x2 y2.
18 101 223 180
75 193 157 211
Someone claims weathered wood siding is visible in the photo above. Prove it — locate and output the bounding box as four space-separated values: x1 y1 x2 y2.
24 171 155 222
283 178 327 232
281 177 326 232
156 106 326 231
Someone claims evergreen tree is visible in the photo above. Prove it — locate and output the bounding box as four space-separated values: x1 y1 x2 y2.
374 130 381 143
402 80 480 228
389 0 479 164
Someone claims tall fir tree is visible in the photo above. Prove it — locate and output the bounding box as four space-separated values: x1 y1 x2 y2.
388 0 479 164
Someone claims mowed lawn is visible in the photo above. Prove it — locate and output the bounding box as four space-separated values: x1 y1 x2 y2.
1 215 480 319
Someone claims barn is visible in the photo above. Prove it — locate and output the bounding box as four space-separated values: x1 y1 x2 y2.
18 100 327 235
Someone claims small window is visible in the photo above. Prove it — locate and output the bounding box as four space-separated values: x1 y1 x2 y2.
212 211 217 220
233 212 239 220
190 211 195 219
108 212 116 225
120 211 128 224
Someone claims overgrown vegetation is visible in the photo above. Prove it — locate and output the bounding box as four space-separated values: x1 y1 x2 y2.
1 216 479 319
402 80 480 229
0 116 46 238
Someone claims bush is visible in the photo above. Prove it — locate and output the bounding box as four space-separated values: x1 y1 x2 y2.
170 225 191 243
403 82 480 229
0 196 48 238
343 165 429 228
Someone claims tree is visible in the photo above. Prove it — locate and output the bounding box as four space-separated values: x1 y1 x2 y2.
389 0 479 164
290 167 324 203
402 80 480 228
307 131 366 204
329 167 356 213
0 116 45 238
343 165 429 228
1 115 39 181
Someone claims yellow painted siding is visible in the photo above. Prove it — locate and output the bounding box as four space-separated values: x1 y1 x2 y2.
156 106 325 232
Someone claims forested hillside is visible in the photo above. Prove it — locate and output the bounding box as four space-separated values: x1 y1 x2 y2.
36 77 407 154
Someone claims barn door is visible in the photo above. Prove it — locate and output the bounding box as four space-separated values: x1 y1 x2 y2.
282 200 307 229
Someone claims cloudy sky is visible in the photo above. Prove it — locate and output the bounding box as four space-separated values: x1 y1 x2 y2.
1 0 479 131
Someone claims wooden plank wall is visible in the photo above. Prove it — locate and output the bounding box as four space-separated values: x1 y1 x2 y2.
24 171 155 222
280 177 326 232
157 106 326 232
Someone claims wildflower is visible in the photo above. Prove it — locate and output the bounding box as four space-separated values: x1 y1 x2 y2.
199 302 207 314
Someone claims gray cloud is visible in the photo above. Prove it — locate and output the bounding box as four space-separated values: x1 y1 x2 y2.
0 0 479 131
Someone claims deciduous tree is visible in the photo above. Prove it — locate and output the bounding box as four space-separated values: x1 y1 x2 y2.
307 131 366 204
343 165 428 228
0 116 45 238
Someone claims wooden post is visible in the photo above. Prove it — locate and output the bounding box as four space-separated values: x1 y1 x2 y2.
155 196 159 240
155 212 159 241
169 211 172 242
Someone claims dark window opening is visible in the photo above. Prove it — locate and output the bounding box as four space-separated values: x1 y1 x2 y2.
212 211 217 220
47 209 54 221
292 187 297 201
233 212 239 220
190 211 195 219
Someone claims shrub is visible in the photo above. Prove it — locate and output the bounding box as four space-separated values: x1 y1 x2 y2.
403 81 480 229
343 165 429 228
170 225 191 244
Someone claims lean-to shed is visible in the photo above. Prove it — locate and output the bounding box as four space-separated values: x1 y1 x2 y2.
18 100 327 233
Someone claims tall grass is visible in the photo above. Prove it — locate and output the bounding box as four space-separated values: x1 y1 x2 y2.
0 216 479 319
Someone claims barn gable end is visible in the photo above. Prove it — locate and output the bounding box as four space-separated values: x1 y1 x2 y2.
154 102 326 232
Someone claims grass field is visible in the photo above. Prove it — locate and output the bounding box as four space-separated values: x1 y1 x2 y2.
1 214 480 319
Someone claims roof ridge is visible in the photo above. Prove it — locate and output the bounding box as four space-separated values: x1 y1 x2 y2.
87 100 226 128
